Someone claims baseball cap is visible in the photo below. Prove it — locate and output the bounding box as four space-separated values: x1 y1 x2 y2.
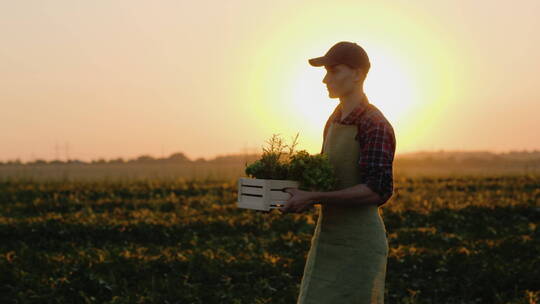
308 41 370 70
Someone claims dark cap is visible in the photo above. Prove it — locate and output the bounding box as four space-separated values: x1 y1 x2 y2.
308 41 370 70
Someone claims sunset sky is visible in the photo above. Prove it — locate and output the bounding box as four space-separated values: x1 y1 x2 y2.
2 1 539 162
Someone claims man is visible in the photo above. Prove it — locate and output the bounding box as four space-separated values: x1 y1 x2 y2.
281 41 396 303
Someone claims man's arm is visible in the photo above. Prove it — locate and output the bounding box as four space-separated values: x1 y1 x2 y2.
313 120 396 208
282 117 396 213
310 183 382 207
280 184 382 214
357 120 396 207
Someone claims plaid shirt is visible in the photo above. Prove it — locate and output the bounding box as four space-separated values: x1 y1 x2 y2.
322 95 396 206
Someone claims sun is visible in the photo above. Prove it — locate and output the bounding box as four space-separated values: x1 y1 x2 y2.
288 47 419 131
271 46 420 156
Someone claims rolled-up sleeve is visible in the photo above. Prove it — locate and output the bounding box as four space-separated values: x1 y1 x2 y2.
358 122 396 206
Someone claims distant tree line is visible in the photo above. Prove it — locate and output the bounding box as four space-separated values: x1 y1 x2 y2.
395 150 540 168
0 152 262 166
395 156 540 170
2 150 540 169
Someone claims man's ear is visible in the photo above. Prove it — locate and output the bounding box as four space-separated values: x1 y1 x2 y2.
353 68 362 82
354 68 367 83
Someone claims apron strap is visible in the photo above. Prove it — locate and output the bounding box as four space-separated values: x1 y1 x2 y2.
321 105 342 154
321 103 372 154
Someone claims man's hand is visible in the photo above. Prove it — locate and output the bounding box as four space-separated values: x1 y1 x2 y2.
279 187 316 213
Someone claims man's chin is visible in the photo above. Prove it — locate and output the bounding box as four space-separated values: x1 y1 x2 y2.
327 89 340 98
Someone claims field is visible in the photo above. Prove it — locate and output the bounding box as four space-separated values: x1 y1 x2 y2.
1 174 539 303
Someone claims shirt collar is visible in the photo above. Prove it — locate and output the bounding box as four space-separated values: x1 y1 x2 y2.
333 94 370 124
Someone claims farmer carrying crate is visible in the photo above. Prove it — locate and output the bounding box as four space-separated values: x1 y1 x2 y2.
281 41 396 304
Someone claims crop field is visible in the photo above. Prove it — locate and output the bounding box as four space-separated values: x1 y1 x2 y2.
1 174 539 303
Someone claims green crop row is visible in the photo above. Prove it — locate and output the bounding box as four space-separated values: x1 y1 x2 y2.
0 175 539 303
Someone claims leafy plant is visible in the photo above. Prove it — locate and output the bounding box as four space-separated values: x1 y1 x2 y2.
244 133 337 191
288 150 336 191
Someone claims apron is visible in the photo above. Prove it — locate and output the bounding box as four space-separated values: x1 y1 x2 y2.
296 121 389 304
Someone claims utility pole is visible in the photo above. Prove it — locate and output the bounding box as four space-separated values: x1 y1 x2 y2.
54 142 60 161
65 141 70 162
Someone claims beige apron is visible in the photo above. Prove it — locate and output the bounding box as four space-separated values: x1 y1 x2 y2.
296 122 389 304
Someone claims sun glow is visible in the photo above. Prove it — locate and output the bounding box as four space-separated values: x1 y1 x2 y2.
364 48 418 127
288 48 420 130
233 2 463 154
289 67 335 131
283 44 422 154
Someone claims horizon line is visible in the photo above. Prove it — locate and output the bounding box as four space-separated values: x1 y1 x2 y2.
3 148 540 163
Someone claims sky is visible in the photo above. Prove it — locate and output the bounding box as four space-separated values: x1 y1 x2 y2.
1 0 539 162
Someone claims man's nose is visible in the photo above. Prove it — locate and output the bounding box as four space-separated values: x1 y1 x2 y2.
322 73 329 84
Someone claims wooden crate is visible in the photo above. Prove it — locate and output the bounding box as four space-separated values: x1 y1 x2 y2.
237 177 300 211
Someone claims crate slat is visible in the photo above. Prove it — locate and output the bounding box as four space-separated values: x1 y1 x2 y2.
239 177 266 187
270 190 292 201
237 196 266 211
237 177 299 211
240 186 264 196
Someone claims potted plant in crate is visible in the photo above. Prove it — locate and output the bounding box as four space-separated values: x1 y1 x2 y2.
237 133 337 211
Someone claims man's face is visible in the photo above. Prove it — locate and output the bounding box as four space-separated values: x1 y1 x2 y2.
322 64 361 98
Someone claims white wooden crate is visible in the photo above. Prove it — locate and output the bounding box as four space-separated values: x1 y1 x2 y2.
237 177 300 211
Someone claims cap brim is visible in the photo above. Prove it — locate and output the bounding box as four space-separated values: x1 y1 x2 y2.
308 56 334 67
